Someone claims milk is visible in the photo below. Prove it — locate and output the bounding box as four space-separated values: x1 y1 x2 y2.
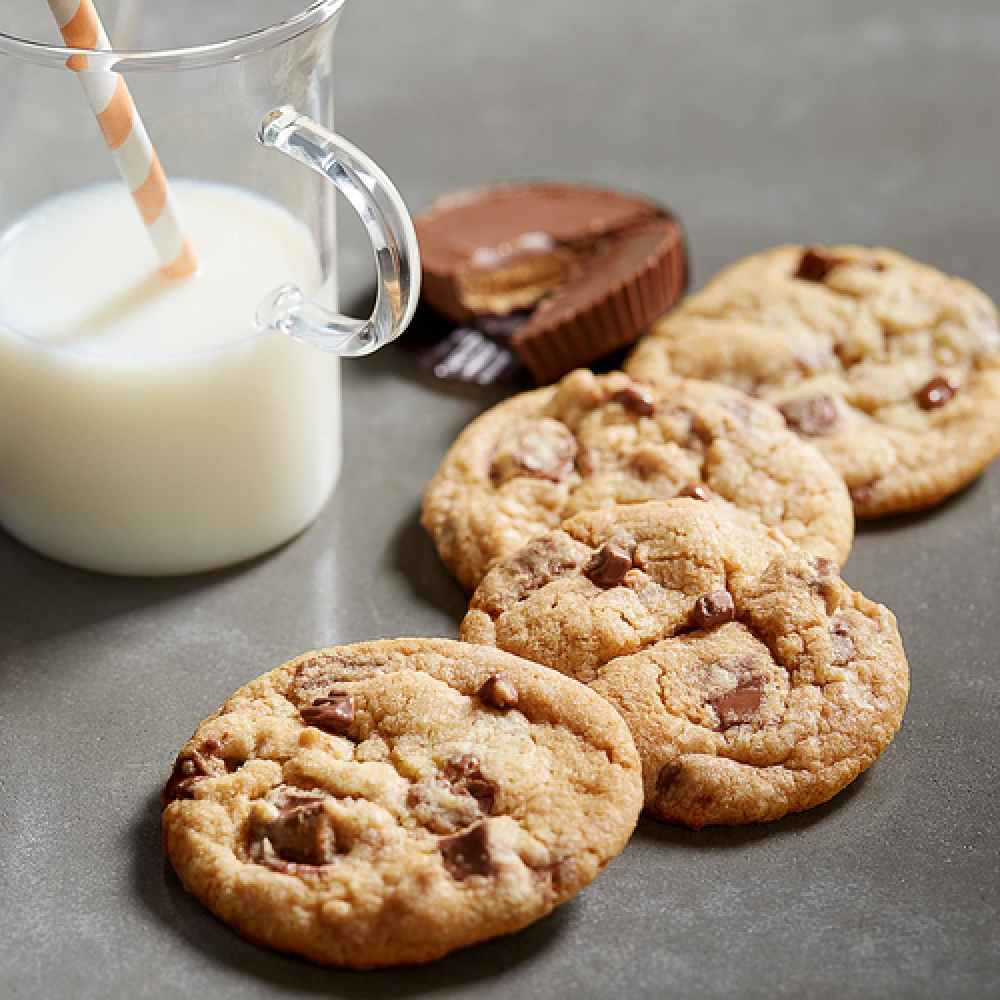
0 181 340 575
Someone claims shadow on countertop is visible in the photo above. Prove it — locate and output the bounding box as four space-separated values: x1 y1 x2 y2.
386 505 469 628
131 791 574 997
634 769 871 850
0 530 264 651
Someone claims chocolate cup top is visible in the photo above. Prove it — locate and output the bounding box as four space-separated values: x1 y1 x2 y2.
416 183 665 325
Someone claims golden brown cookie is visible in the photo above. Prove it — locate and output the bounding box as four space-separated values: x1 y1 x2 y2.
461 501 909 828
422 368 854 592
162 638 642 968
626 244 1000 516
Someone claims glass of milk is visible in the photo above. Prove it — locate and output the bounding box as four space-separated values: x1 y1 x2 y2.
0 1 419 575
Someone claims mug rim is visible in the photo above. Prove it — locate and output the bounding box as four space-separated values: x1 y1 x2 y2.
0 0 346 72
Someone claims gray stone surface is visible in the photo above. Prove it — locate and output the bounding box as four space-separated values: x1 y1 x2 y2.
2 0 999 996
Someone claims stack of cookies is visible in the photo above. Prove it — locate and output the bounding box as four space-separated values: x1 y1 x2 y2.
162 243 1000 969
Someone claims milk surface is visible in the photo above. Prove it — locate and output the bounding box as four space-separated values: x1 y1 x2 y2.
0 181 341 574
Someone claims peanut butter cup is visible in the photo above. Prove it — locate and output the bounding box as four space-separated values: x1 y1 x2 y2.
415 183 687 383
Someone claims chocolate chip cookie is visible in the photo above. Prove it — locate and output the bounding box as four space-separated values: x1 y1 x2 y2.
162 638 642 968
626 244 1000 516
460 500 909 828
422 368 854 592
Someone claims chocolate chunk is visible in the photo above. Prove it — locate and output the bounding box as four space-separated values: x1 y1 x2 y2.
446 752 484 779
461 778 498 814
504 535 587 599
533 856 579 893
813 556 837 579
300 690 355 735
247 792 337 868
808 556 841 600
163 741 241 806
478 673 519 710
490 420 578 485
613 384 656 417
710 676 764 729
777 394 840 436
916 374 957 410
164 755 211 805
444 753 497 814
689 415 716 446
849 482 876 507
584 542 633 587
654 758 683 795
439 821 495 880
692 591 736 629
795 247 840 283
830 620 856 665
678 483 710 502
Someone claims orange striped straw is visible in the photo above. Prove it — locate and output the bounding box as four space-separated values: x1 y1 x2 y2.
46 0 198 279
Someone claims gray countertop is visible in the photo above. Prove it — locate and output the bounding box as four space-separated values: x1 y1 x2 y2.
2 1 999 997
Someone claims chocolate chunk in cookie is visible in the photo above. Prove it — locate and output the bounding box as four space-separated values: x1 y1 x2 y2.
678 483 710 502
439 821 495 880
916 374 957 410
710 676 764 729
613 383 657 416
532 856 579 893
584 542 633 588
247 790 337 869
477 673 519 709
794 246 841 283
443 753 498 814
300 691 355 735
489 418 578 485
163 739 243 806
692 591 736 629
777 394 840 436
830 619 857 665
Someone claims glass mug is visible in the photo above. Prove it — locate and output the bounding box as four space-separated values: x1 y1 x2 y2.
0 0 419 575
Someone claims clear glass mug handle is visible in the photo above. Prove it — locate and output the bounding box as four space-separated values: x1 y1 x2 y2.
254 107 420 357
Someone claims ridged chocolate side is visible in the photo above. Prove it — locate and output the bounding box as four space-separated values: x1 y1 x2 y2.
512 217 688 384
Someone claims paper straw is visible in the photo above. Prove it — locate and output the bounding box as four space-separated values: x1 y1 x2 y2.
46 0 197 279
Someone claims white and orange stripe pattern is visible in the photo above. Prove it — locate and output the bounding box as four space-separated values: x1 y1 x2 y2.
47 0 197 278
